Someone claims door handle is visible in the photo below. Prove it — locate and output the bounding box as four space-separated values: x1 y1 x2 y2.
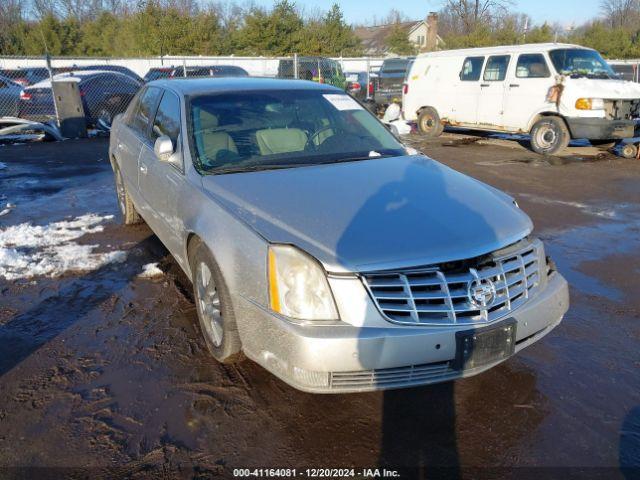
509 84 520 88
480 83 490 87
139 165 148 175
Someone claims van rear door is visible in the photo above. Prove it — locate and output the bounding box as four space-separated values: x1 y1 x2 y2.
477 55 510 128
450 56 484 124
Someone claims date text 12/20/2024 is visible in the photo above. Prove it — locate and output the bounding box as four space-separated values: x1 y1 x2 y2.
233 469 401 478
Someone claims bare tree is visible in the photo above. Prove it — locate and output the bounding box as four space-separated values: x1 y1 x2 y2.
600 0 640 29
442 0 514 33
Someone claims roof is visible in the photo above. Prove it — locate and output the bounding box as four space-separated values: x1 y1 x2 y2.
354 21 422 55
27 70 129 88
150 77 342 96
416 43 590 58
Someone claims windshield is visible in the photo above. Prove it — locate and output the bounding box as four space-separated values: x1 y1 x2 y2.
189 89 406 174
549 49 617 79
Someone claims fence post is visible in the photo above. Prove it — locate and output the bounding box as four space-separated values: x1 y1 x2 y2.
45 53 60 128
183 58 187 77
293 53 299 79
366 57 371 101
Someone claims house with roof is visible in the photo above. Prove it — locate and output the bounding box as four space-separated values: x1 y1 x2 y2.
354 13 443 56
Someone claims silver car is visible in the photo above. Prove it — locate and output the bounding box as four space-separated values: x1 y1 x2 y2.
109 78 569 393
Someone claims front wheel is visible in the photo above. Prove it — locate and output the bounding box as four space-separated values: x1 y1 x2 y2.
530 117 570 155
417 107 444 137
189 239 243 364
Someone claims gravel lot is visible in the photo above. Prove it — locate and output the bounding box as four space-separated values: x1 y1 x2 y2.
0 134 639 479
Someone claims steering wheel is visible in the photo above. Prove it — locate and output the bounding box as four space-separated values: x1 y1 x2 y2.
306 125 337 151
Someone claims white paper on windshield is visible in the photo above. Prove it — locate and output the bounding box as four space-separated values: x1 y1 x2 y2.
323 94 364 111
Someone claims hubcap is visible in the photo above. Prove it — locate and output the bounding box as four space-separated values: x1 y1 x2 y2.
421 116 435 131
536 124 558 150
195 262 223 347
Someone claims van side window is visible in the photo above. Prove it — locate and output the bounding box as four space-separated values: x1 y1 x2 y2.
516 54 551 78
460 57 485 81
484 55 511 81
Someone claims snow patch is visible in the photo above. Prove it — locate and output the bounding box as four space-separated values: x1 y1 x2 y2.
139 262 163 279
517 194 618 218
0 213 127 280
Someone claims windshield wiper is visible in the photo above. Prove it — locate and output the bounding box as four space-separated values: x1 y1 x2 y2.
208 164 301 175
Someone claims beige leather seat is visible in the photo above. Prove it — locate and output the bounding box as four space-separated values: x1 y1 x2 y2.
255 128 308 155
196 109 238 164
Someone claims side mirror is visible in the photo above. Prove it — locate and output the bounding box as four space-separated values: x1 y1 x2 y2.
154 135 174 162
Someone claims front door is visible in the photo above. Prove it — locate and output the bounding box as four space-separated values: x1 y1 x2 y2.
476 55 511 129
502 53 555 132
138 90 184 255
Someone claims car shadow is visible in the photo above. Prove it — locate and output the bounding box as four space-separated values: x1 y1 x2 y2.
621 406 640 479
334 158 506 473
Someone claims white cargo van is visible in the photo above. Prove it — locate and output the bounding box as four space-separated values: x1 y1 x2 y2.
403 43 640 154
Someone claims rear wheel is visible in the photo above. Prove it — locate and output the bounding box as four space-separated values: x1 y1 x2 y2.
189 239 243 364
114 167 141 225
417 107 444 137
530 116 570 155
621 143 638 159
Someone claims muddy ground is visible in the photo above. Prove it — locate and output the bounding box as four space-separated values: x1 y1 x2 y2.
0 133 639 479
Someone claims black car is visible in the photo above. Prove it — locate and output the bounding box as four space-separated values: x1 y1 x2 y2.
1 68 50 87
374 57 414 107
143 65 249 82
18 70 141 127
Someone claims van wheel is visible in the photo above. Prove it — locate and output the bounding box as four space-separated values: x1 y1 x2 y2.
418 107 444 137
114 168 142 225
621 143 638 159
530 117 570 155
189 239 243 364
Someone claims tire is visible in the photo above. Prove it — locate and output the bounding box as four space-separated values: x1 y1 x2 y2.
530 116 570 155
97 108 113 130
189 239 243 364
417 107 444 137
114 167 142 225
621 143 638 159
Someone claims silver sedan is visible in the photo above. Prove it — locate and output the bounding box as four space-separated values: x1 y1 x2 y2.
109 77 569 393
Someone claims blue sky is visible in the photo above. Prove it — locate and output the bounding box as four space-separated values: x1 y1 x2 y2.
254 0 603 27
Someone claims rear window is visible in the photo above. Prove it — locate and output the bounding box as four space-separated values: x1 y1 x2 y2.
382 60 411 73
460 57 485 81
483 55 510 81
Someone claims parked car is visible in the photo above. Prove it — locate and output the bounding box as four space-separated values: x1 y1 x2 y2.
1 68 50 87
0 74 22 117
143 65 250 82
374 57 414 107
109 77 569 393
277 57 346 89
403 43 640 155
344 71 375 102
61 64 143 83
19 70 141 127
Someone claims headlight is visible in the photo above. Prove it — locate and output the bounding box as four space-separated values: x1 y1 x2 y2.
268 245 339 321
575 98 605 110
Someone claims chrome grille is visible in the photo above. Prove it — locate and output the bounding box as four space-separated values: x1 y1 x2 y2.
362 241 542 326
330 362 455 390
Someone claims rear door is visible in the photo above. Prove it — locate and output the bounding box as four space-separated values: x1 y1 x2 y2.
502 53 554 131
115 86 162 213
449 56 484 124
477 55 511 128
138 89 184 254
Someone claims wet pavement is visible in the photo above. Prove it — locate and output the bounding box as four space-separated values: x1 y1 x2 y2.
0 135 639 479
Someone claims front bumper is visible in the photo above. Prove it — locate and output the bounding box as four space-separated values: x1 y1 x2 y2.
239 272 569 393
565 117 635 140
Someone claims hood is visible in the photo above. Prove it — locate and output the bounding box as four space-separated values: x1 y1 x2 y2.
565 77 640 99
201 156 533 273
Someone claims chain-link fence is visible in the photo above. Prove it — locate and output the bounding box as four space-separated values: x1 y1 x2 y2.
0 54 384 141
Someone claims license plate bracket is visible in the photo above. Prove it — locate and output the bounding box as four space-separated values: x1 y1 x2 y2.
454 319 517 371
